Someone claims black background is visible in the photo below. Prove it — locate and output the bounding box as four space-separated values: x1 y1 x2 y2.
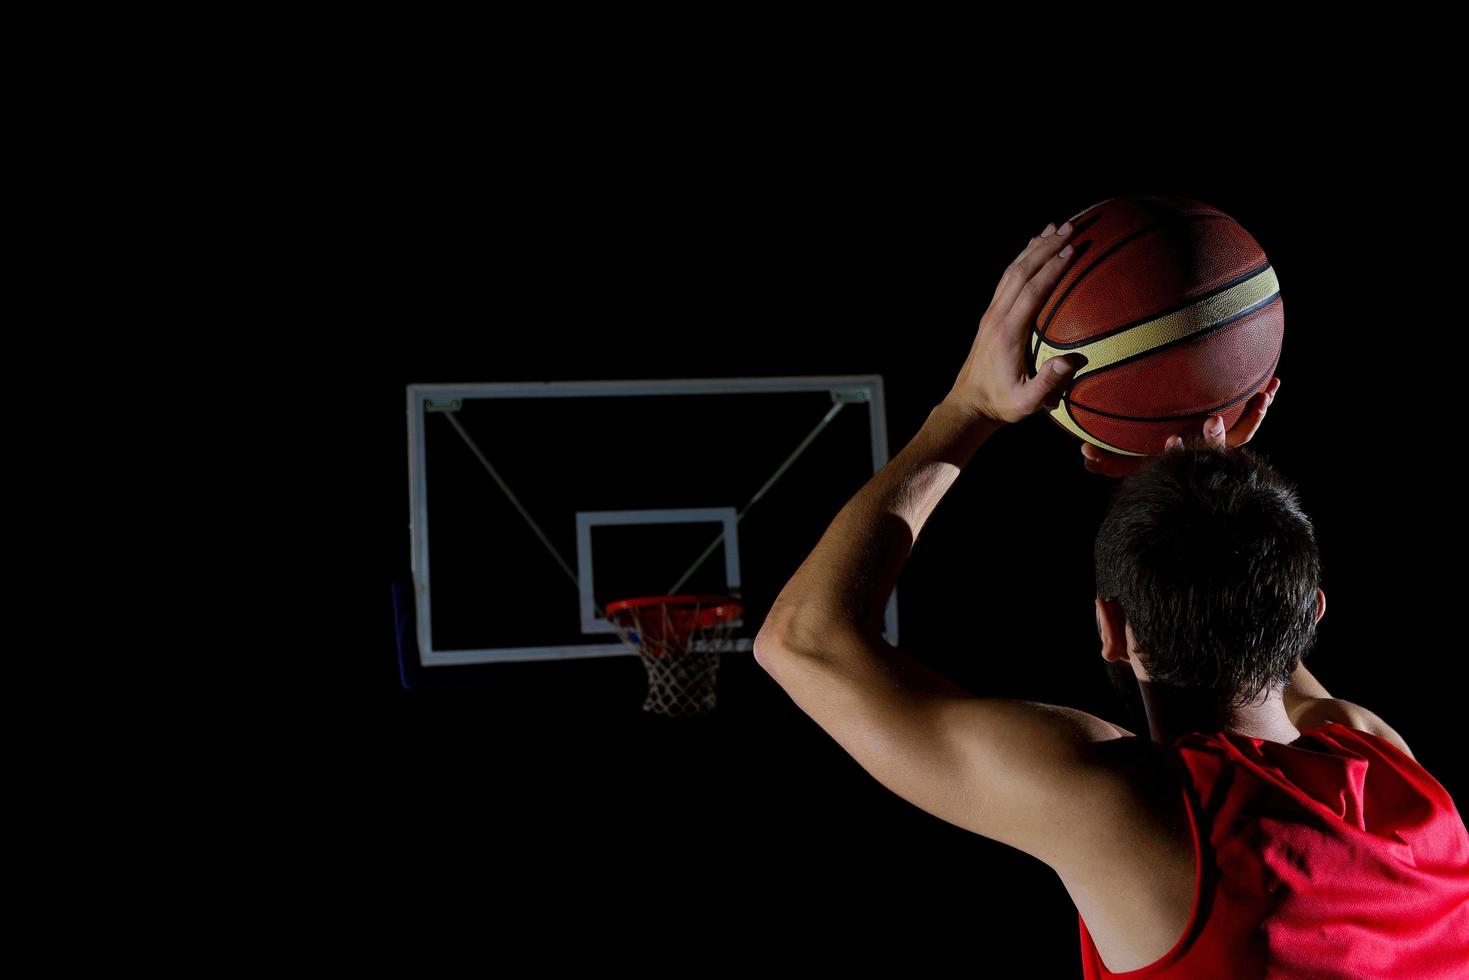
250 117 1464 973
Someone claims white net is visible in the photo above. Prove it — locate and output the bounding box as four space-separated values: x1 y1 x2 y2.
605 596 742 718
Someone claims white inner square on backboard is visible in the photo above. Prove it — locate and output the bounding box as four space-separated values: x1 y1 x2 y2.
575 507 743 634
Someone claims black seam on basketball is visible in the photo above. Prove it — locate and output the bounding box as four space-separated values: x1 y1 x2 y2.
1065 335 1282 423
1055 399 1109 446
1035 211 1240 349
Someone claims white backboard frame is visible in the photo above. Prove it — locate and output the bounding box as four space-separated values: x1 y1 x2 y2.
406 375 893 666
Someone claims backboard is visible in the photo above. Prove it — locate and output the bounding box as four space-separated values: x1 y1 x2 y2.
403 376 895 671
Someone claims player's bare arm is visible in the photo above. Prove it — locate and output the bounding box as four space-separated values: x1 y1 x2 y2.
754 219 1277 872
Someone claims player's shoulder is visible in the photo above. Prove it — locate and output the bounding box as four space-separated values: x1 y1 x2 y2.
1292 697 1417 761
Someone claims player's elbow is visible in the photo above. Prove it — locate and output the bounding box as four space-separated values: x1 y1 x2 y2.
753 624 793 674
753 616 823 677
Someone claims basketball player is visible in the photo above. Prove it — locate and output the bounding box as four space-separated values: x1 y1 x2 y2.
754 219 1469 977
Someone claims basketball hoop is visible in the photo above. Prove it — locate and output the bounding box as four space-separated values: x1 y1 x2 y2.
604 595 743 718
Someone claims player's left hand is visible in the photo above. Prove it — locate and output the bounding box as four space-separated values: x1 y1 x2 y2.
943 220 1085 425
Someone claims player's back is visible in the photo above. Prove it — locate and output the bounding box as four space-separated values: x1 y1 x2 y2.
1078 720 1469 978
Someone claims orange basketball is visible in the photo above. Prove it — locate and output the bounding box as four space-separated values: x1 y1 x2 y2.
1031 195 1282 457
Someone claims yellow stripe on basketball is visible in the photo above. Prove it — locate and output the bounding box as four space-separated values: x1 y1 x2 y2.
1065 199 1115 225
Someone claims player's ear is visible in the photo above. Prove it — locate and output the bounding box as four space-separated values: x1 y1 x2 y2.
1095 596 1130 664
1314 587 1325 627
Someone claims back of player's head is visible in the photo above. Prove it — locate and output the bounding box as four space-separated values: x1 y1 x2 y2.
1093 444 1321 710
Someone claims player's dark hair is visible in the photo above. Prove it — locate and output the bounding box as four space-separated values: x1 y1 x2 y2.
1093 444 1321 711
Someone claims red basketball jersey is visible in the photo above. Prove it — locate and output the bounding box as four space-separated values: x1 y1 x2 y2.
1078 721 1469 978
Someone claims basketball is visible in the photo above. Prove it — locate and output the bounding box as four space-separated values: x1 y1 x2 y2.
1031 195 1282 457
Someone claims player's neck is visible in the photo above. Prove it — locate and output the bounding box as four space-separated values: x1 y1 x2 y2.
1139 680 1302 745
